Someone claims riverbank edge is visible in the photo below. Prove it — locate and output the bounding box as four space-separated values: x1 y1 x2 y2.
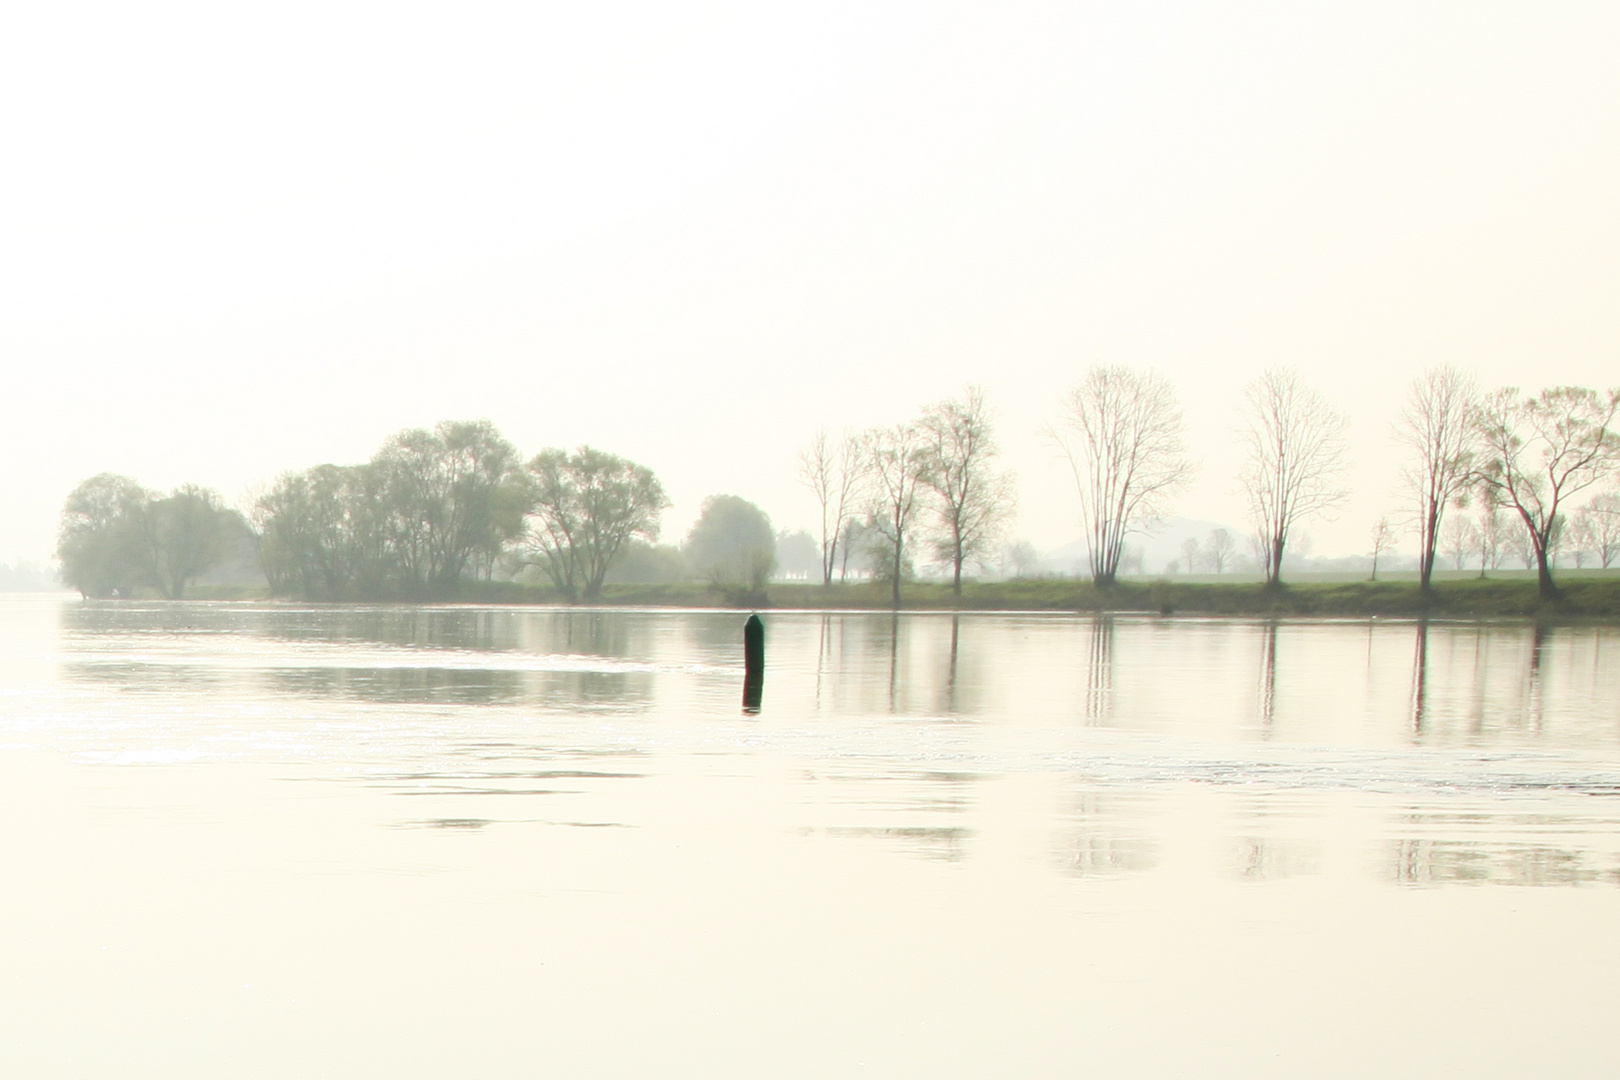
182 577 1620 619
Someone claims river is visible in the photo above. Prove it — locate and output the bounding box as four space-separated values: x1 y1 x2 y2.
1 597 1616 1077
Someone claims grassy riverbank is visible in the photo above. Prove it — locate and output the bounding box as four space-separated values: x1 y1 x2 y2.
712 576 1620 618
185 572 1616 619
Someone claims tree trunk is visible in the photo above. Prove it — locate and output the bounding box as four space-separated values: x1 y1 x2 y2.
1525 513 1561 602
890 522 903 611
951 531 963 600
1418 506 1438 591
1536 554 1560 601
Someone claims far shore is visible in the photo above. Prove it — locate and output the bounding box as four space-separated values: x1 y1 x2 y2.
161 569 1620 619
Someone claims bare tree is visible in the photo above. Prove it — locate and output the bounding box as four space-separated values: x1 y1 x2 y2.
837 517 866 582
1507 522 1537 569
1440 513 1473 572
918 387 1016 598
1475 505 1507 578
1368 516 1396 581
1567 507 1596 569
1001 540 1042 579
862 423 929 610
1247 531 1270 574
1050 366 1193 585
1586 492 1620 568
1473 386 1620 599
1180 537 1201 575
1206 528 1235 574
1395 366 1477 591
798 430 864 587
1238 370 1350 588
1118 543 1144 576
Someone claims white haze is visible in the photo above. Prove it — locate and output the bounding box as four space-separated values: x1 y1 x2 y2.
1 2 1617 567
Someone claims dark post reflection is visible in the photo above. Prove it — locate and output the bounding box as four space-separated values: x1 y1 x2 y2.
742 613 764 714
1085 615 1114 723
945 614 961 714
1528 622 1548 734
1469 624 1490 736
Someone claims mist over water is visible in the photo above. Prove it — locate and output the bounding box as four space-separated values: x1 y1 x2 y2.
3 597 1619 1075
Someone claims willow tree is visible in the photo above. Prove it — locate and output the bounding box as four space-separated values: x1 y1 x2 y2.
523 446 669 602
1473 385 1620 600
371 420 521 593
684 494 776 593
58 475 239 599
57 473 151 598
1050 366 1192 585
1238 369 1349 588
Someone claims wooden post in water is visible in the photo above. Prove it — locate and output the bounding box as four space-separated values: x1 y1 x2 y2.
743 613 765 713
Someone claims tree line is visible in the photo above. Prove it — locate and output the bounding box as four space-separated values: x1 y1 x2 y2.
55 371 1620 605
793 368 1620 604
1039 366 1620 600
797 387 1016 607
57 476 250 599
57 420 806 602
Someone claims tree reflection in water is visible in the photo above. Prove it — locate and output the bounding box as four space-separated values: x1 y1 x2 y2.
1085 615 1113 724
1256 619 1279 734
50 603 1620 888
1410 619 1430 737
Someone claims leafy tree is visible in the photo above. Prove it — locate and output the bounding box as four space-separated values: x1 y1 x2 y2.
684 495 776 594
142 485 238 599
774 529 820 581
57 474 150 598
1473 386 1620 599
58 475 238 599
604 542 688 585
372 420 521 593
254 420 522 599
255 464 386 599
523 446 669 602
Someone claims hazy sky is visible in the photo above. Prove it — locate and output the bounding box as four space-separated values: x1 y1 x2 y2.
3 2 1618 566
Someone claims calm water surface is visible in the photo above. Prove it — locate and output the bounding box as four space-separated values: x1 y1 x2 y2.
1 597 1617 1077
